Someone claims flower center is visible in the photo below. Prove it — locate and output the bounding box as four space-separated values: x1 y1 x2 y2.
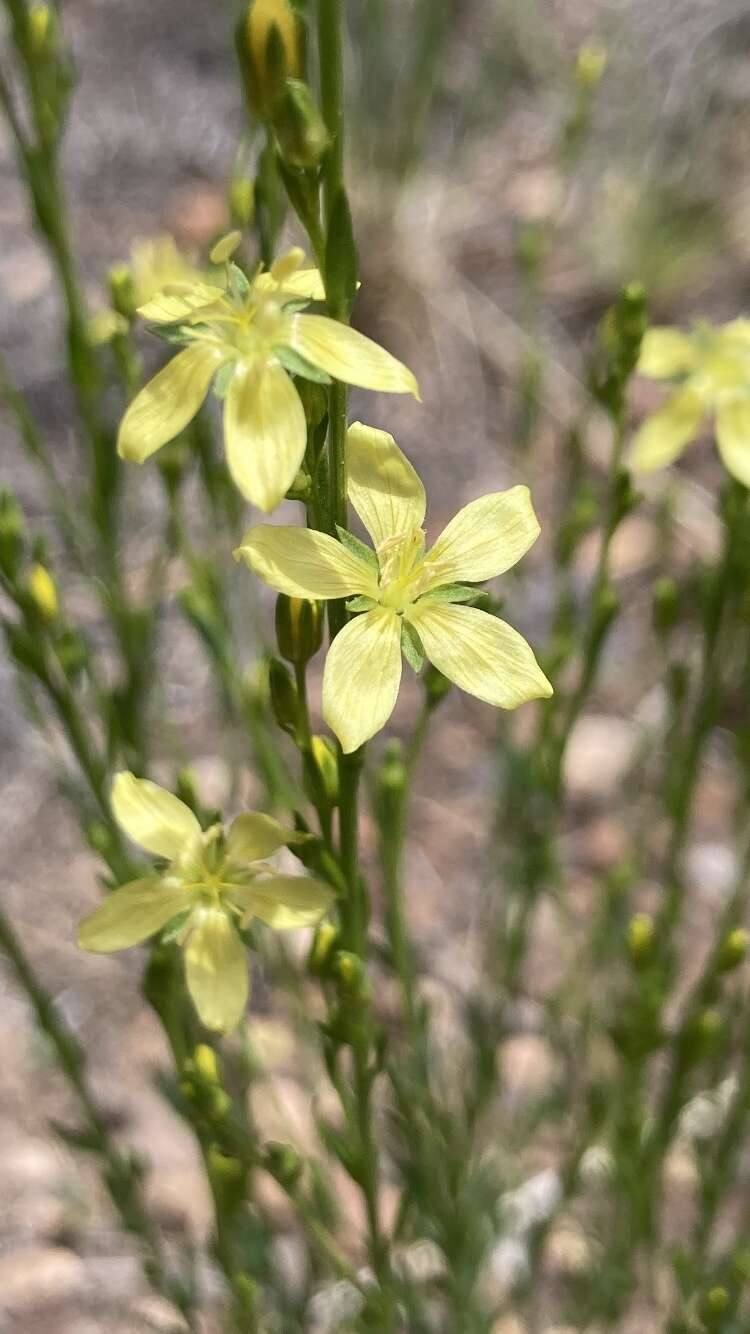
377 528 439 613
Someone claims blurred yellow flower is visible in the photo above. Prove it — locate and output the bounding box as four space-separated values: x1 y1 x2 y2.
117 244 419 511
631 320 750 487
78 772 334 1032
236 423 552 752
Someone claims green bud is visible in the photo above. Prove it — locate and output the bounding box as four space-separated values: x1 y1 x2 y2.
375 740 407 814
268 656 300 735
651 576 679 637
296 378 328 429
697 1008 723 1042
627 912 655 966
55 628 89 681
108 263 137 321
718 927 749 972
5 622 46 677
194 1044 219 1084
274 79 330 169
230 177 255 227
275 594 323 665
263 1140 303 1188
704 1286 729 1314
333 950 371 1001
311 734 339 804
0 491 25 580
85 820 114 858
308 919 340 975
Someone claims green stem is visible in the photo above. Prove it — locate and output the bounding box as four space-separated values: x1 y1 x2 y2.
0 906 194 1324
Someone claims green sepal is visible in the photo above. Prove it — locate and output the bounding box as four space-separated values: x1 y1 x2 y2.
227 262 250 299
276 345 332 384
418 583 481 605
335 525 379 572
212 362 236 401
401 620 425 673
346 595 377 613
159 909 192 945
146 321 192 346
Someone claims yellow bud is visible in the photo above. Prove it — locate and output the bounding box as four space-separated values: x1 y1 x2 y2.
705 1286 729 1313
627 912 654 965
311 735 339 804
240 0 300 120
194 1043 220 1084
309 919 339 975
719 927 749 972
108 263 137 320
210 230 243 265
28 564 59 621
27 3 54 54
275 594 323 665
575 41 607 89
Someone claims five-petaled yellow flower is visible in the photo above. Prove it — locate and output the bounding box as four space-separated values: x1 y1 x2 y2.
236 423 552 753
78 772 334 1032
117 241 419 512
631 319 750 487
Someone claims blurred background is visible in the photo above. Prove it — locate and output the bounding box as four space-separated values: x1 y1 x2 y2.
2 1 750 1330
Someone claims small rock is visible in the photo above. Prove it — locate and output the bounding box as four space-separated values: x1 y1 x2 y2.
0 1245 85 1312
498 1035 557 1103
686 841 738 904
492 1318 528 1334
545 1221 591 1275
564 716 636 801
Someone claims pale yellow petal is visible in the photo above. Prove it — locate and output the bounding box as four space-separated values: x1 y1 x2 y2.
235 525 378 599
137 283 227 323
322 608 402 752
716 398 750 488
423 486 540 590
630 387 704 472
78 879 189 952
407 602 552 709
229 874 334 929
255 268 325 301
346 421 425 547
184 908 249 1032
284 313 420 398
225 811 294 864
637 328 698 379
721 318 750 346
117 343 225 463
111 771 201 859
224 362 306 511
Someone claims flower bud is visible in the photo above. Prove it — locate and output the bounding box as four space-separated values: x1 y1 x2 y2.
237 0 300 121
651 576 679 638
268 656 300 735
627 912 655 966
309 919 339 975
27 563 59 621
274 79 330 170
264 1140 303 1188
424 663 452 711
275 594 323 665
108 263 137 321
27 3 55 55
718 927 749 972
55 628 89 681
575 41 607 90
311 735 339 804
230 177 255 228
333 950 371 1001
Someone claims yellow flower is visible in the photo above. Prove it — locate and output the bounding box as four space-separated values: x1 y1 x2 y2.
117 245 419 512
631 319 750 487
235 423 552 752
78 772 334 1032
